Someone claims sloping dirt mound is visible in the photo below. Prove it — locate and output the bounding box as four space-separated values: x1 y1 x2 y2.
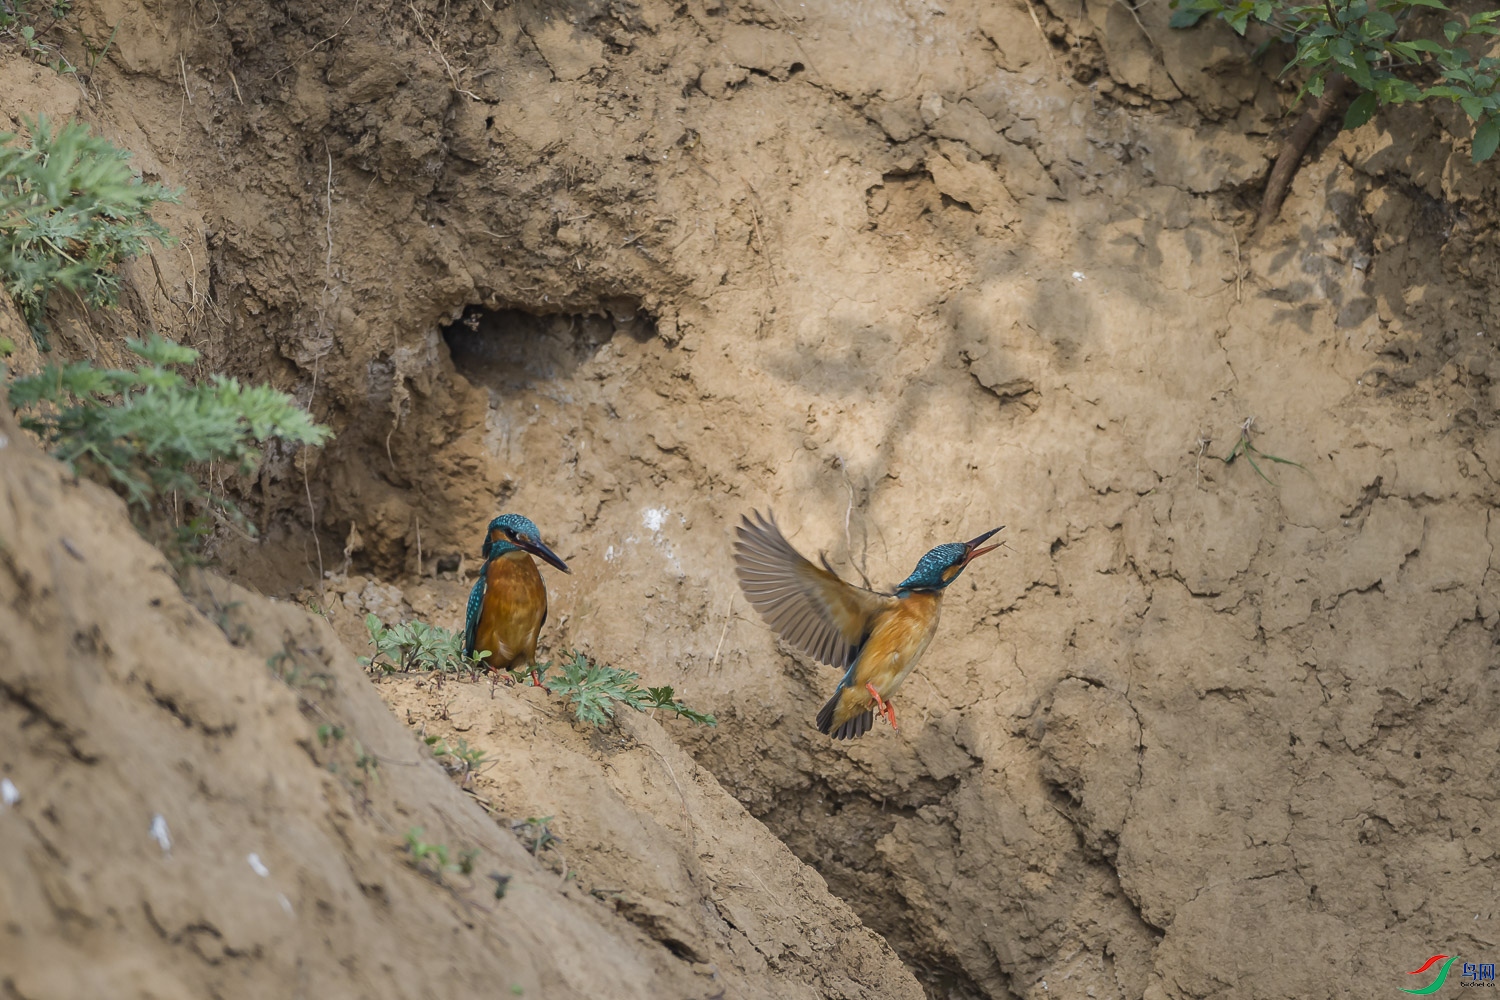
0 395 920 995
378 675 918 998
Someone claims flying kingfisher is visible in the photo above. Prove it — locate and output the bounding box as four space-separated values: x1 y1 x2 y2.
463 514 570 685
733 510 1001 739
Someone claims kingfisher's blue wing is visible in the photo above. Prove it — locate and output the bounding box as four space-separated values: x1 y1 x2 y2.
463 572 486 657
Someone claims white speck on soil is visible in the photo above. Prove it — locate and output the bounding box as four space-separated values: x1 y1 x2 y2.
150 814 172 855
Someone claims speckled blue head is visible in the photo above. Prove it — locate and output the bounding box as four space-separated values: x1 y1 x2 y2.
895 526 1003 593
481 514 570 572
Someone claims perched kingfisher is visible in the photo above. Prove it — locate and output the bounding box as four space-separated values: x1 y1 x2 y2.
733 510 1001 740
463 514 570 685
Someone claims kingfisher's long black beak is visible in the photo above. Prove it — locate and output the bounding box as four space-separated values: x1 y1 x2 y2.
520 537 571 573
963 526 1004 564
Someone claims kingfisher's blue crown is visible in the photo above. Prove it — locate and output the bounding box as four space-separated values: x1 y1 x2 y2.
481 513 543 559
896 542 971 592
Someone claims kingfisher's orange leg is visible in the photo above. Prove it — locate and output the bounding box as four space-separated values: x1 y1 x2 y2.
864 683 899 730
864 683 898 731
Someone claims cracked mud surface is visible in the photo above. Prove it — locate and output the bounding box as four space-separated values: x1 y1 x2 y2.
3 0 1500 996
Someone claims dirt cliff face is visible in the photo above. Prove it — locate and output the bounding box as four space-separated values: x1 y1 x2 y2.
0 342 922 998
4 0 1500 997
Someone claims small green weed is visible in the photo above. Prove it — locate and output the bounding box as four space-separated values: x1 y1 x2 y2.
425 734 489 786
362 612 489 675
265 648 332 691
0 1 73 30
403 828 479 879
544 651 717 728
1 4 75 75
7 334 330 546
362 615 715 726
513 816 560 856
1170 0 1500 162
1223 417 1307 485
0 116 178 344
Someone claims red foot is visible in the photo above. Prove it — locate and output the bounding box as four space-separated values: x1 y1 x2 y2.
530 671 544 688
865 683 899 731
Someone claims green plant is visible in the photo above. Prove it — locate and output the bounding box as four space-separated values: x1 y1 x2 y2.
7 334 330 542
361 613 489 674
1224 416 1307 483
425 734 489 785
489 872 512 899
0 1 73 30
513 816 560 856
403 828 480 879
1 3 73 72
0 116 177 345
1171 0 1500 161
544 651 717 727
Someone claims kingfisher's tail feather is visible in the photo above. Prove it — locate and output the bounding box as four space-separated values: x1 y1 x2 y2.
816 689 874 740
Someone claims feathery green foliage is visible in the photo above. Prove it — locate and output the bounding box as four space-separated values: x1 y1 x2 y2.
545 651 717 727
7 333 330 539
361 613 489 674
359 614 714 726
0 116 178 344
1170 0 1500 162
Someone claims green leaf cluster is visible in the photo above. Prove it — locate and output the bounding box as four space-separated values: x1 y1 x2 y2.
0 115 179 343
425 734 488 771
0 1 73 31
1170 0 1500 161
7 334 330 540
404 827 477 877
544 651 717 727
362 612 488 674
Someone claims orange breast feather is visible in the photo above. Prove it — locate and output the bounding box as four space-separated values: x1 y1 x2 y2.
829 592 942 730
474 551 548 671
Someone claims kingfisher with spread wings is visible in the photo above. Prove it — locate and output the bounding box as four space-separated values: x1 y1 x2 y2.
733 510 1001 740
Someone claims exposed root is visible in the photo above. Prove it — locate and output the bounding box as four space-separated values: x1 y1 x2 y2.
1255 74 1351 238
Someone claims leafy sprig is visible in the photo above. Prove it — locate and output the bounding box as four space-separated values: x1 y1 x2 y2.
0 116 179 343
544 651 717 727
7 334 329 543
1170 0 1500 161
361 613 489 675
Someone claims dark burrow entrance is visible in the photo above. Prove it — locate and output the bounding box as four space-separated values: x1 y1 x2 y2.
441 303 655 390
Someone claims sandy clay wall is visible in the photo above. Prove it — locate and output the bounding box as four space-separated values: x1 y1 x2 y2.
3 0 1500 997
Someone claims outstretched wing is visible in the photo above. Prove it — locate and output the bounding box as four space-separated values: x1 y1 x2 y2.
463 571 486 657
733 510 894 670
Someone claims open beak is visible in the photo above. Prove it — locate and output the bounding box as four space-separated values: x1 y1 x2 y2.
520 538 571 574
962 526 1004 564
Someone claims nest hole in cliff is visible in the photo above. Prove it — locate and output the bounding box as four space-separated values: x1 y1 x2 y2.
441 301 655 391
